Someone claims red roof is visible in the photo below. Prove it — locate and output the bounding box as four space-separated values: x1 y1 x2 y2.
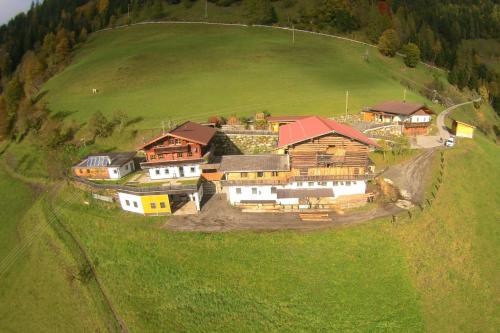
368 101 430 116
278 116 379 148
139 121 216 149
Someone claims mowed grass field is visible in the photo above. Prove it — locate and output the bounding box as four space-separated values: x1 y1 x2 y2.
0 168 117 332
41 23 440 130
45 132 499 332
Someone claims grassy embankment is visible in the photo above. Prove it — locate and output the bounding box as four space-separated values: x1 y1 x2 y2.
41 24 444 140
0 166 119 332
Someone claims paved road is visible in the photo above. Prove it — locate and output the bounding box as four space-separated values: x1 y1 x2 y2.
412 99 479 149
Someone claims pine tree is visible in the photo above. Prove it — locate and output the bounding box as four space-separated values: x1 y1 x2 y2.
79 27 88 43
402 43 420 68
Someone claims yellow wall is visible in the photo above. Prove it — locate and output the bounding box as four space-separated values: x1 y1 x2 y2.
456 123 474 138
141 195 171 215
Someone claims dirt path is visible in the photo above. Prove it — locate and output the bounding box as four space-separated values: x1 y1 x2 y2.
164 195 404 232
382 149 436 203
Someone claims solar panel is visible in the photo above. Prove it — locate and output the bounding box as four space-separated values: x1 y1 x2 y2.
87 156 111 167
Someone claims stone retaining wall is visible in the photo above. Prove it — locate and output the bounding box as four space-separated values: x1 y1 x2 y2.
214 132 278 155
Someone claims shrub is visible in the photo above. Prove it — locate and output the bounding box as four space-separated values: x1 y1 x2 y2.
378 29 400 57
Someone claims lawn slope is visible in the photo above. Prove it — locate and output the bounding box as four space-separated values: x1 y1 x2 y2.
41 24 441 131
54 190 424 332
388 134 500 332
0 168 117 332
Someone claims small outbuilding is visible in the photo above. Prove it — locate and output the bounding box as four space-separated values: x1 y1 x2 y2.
73 152 136 180
452 120 475 138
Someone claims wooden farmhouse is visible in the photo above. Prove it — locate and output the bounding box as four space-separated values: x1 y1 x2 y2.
452 120 475 138
138 121 217 180
221 116 379 208
362 101 434 135
72 152 136 180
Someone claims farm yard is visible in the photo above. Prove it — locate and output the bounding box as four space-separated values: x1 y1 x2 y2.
0 19 499 333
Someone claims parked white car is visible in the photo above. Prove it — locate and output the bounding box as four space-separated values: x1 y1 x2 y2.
444 137 455 147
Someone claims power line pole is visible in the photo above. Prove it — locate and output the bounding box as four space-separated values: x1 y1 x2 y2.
403 88 407 102
292 24 295 44
162 121 165 135
205 0 208 19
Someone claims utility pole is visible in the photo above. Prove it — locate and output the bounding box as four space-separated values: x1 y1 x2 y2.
292 24 295 44
345 90 349 118
162 121 165 135
128 2 130 17
205 0 208 20
403 89 407 102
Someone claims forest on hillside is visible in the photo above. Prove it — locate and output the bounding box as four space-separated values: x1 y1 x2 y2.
0 0 499 142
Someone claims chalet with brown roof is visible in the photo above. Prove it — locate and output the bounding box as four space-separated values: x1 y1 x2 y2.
138 121 216 180
363 101 434 135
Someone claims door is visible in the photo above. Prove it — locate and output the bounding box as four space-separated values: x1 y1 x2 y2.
179 166 184 178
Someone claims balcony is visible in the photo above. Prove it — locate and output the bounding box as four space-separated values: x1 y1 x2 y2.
153 145 189 154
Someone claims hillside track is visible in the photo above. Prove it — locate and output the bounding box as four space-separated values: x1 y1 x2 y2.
382 149 436 203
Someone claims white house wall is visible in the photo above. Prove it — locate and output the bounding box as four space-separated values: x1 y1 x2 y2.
107 161 135 179
410 115 431 123
118 192 144 214
227 180 367 205
148 164 201 180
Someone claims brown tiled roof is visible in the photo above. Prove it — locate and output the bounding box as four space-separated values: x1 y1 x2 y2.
368 101 428 116
219 154 289 172
276 188 334 199
139 121 216 149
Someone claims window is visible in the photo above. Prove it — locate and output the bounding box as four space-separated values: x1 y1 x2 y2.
241 172 248 178
188 152 193 157
155 169 160 175
190 167 196 173
318 181 327 186
133 201 138 208
86 169 90 174
236 188 242 194
160 202 166 209
169 139 175 144
354 168 359 175
150 155 156 160
333 181 339 186
257 172 264 178
252 188 258 195
177 152 183 158
158 154 164 159
164 168 169 174
150 202 157 209
308 182 314 187
193 147 197 152
296 182 303 187
270 187 277 194
78 169 84 174
175 139 181 145
113 169 118 174
271 171 278 177
125 164 129 170
125 200 130 206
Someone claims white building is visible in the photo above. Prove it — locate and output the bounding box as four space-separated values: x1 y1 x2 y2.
73 152 136 180
147 164 201 180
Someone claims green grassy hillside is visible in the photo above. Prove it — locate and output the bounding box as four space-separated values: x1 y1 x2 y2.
43 131 499 332
41 24 442 131
0 167 115 332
